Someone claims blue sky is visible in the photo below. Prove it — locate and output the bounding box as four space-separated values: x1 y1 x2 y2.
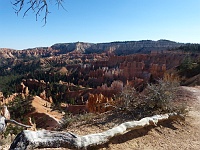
0 0 200 50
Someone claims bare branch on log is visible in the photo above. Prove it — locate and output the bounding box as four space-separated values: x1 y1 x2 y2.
0 116 32 134
9 112 184 149
6 119 32 128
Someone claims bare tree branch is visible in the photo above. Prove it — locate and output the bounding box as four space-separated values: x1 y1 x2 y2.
0 115 32 133
6 119 32 128
11 0 65 25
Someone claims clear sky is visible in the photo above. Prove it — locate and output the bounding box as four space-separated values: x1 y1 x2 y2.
0 0 200 50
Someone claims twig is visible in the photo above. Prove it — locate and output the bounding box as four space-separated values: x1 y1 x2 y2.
11 0 66 25
6 119 32 128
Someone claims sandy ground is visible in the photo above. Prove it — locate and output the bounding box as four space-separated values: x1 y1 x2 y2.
1 86 200 150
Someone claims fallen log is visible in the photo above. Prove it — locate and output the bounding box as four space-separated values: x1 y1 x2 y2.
9 112 184 150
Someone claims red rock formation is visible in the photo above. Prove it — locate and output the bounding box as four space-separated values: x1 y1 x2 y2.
86 93 114 113
0 93 18 105
22 79 47 91
47 96 53 103
16 82 29 96
150 63 166 78
119 61 145 80
0 92 4 105
40 90 46 100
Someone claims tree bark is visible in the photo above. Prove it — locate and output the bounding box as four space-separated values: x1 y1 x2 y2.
9 112 184 150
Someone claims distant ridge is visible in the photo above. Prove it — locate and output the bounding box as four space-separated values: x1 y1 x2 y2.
51 39 184 55
0 40 184 58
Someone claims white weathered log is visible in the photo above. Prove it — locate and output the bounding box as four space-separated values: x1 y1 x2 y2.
9 112 184 149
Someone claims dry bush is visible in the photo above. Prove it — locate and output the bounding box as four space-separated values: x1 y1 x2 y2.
117 86 141 111
118 80 186 119
142 80 180 114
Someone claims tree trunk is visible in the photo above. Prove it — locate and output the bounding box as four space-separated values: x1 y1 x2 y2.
9 112 184 150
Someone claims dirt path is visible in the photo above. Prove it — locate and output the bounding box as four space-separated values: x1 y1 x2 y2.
184 86 200 125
